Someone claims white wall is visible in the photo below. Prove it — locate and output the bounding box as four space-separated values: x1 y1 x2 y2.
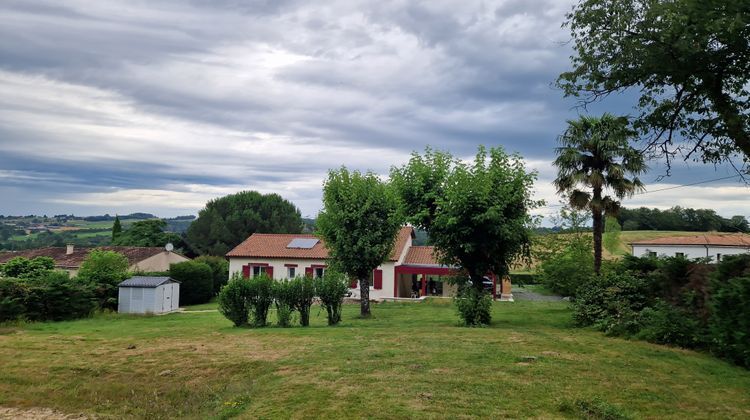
632 244 749 262
228 257 400 298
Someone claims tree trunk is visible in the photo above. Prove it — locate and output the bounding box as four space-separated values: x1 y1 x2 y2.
359 275 371 318
592 187 603 276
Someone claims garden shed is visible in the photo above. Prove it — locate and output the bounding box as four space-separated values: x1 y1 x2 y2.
118 276 180 314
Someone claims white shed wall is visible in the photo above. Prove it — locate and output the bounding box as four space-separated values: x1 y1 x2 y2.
117 283 180 314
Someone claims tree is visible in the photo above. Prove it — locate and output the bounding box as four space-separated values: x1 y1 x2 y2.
112 219 181 248
76 250 130 309
1 256 54 278
169 261 214 306
554 114 647 274
603 216 622 256
186 191 303 256
112 215 122 240
317 168 402 317
391 146 538 325
559 0 750 167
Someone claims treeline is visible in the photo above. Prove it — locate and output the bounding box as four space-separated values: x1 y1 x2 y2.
617 206 749 232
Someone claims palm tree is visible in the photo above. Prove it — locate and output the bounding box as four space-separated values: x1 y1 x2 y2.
554 114 647 274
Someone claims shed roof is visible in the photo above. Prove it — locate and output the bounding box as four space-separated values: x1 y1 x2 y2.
630 234 750 247
226 226 415 261
119 276 178 288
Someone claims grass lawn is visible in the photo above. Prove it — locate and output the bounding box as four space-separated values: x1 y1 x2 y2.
1 300 749 419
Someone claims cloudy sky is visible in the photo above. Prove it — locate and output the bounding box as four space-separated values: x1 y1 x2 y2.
0 0 747 222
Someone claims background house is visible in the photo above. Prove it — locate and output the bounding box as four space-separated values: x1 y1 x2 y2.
0 244 189 276
630 234 750 262
226 226 464 299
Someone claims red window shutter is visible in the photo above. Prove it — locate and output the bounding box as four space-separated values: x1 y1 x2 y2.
349 278 358 288
242 265 250 278
373 269 383 290
266 266 274 279
305 267 313 277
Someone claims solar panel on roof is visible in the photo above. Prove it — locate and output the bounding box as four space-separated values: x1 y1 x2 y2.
287 238 319 249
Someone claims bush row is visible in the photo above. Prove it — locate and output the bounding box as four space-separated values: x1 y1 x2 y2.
218 271 349 327
0 272 97 322
572 254 750 367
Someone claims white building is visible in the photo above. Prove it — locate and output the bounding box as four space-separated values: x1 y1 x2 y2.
630 234 750 262
226 227 476 299
118 276 180 314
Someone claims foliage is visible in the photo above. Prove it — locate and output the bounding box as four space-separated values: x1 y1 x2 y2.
1 256 55 278
272 280 296 327
170 261 214 306
572 272 653 336
559 0 750 165
315 270 348 325
454 286 492 326
317 167 401 317
247 274 274 327
602 216 621 255
290 275 315 327
112 219 182 248
112 215 122 240
217 273 251 327
558 397 632 420
636 300 703 348
509 272 537 285
0 272 97 322
709 255 750 367
76 250 129 310
186 191 303 256
554 114 647 274
617 206 749 232
538 235 594 297
194 255 229 295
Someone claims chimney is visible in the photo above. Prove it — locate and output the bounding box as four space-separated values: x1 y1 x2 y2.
66 244 74 255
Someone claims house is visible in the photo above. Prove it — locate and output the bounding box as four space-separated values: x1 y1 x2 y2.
0 244 190 276
226 226 482 299
630 234 750 262
118 276 180 314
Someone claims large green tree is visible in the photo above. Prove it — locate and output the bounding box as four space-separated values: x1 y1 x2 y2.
76 250 129 310
554 114 647 274
186 191 303 256
559 0 750 167
112 219 181 248
317 168 402 317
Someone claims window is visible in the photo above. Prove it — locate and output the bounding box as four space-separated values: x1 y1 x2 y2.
287 267 296 278
647 251 657 257
314 267 326 278
675 252 685 258
716 253 722 262
252 265 267 277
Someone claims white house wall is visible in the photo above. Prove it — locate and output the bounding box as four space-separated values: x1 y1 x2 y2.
632 244 750 262
131 251 190 272
228 257 398 298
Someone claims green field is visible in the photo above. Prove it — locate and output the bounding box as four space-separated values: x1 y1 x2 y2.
1 300 749 419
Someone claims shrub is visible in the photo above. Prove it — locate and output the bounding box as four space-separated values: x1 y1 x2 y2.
291 275 315 327
247 274 274 327
272 280 296 327
316 271 348 325
709 275 750 367
170 261 214 306
636 300 703 348
538 237 594 297
558 397 632 420
194 256 229 295
0 273 96 322
2 256 55 278
76 250 129 310
454 286 492 326
509 272 537 285
572 273 652 335
218 273 251 327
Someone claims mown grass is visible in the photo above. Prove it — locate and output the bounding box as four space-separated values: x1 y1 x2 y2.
1 300 749 419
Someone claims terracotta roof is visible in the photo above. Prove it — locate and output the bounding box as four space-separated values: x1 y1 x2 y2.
227 226 415 261
630 234 750 247
0 246 177 268
403 246 440 266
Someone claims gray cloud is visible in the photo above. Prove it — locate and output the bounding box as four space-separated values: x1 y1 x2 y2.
0 0 745 220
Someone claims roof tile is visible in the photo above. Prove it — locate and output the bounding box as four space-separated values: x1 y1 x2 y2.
0 246 178 268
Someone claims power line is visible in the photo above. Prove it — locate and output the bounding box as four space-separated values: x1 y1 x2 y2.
538 174 744 210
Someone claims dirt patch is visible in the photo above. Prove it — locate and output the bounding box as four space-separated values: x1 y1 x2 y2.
0 407 88 419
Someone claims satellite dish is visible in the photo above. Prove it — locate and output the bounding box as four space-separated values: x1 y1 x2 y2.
165 243 174 252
